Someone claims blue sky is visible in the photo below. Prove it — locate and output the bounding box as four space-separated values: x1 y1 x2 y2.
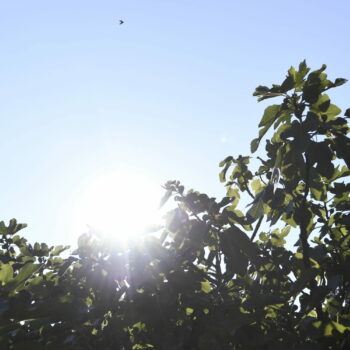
1 0 349 246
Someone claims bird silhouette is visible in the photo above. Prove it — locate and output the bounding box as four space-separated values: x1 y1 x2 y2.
119 20 124 25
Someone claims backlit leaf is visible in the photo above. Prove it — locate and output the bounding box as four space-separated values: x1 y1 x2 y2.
200 280 212 293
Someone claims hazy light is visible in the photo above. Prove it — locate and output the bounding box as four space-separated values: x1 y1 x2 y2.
220 135 228 144
74 169 163 243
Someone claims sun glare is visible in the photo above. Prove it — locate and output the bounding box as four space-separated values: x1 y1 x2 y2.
74 170 164 243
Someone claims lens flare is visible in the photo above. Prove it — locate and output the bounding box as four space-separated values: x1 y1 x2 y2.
74 170 163 243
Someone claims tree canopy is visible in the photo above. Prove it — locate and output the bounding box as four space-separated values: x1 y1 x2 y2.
1 62 350 349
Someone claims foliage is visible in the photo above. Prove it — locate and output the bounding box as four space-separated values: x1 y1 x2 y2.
1 62 350 349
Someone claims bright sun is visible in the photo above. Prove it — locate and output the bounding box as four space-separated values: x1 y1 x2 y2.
74 170 164 242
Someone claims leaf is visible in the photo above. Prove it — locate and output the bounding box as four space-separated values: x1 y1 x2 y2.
295 252 303 260
253 85 270 96
323 321 350 336
7 263 42 290
281 225 291 237
311 94 330 113
280 74 295 92
226 226 259 262
200 280 212 293
219 160 233 182
326 104 341 118
133 322 146 332
259 105 281 128
132 344 154 350
50 245 69 257
247 197 265 221
318 98 331 112
159 189 172 208
333 78 347 87
257 92 285 102
0 264 13 284
253 86 285 102
307 310 318 318
302 68 329 104
226 187 240 207
298 60 310 75
219 156 233 167
9 219 27 235
186 307 194 315
331 321 349 334
0 219 27 236
251 179 262 194
250 138 260 153
252 105 284 154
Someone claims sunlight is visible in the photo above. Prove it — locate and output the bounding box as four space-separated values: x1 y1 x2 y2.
74 169 163 243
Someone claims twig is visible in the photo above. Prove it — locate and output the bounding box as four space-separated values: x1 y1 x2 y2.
250 216 263 242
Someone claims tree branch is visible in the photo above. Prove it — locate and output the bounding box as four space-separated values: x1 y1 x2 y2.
299 154 324 321
250 216 263 242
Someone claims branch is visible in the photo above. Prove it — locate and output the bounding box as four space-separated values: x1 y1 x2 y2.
244 183 255 199
250 216 263 242
299 156 311 269
299 154 324 321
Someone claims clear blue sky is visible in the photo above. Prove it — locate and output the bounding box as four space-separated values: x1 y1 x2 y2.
1 0 349 246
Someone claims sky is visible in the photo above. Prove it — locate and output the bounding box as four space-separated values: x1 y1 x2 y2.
0 0 349 247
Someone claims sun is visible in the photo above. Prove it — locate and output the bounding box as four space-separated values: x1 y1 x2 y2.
74 169 164 243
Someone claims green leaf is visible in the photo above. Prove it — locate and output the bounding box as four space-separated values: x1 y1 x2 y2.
332 321 349 334
251 179 263 194
50 245 69 257
303 67 329 103
253 85 270 96
226 187 240 206
186 307 194 315
132 344 154 350
253 85 285 101
298 60 310 76
8 218 27 235
0 219 27 236
280 74 295 92
318 98 331 112
250 138 260 153
307 310 318 318
0 264 13 284
333 78 347 87
219 160 233 182
247 198 265 221
7 263 42 290
281 225 291 237
219 156 233 167
295 252 303 259
200 280 212 293
326 104 341 118
259 105 280 128
251 105 285 154
322 321 350 336
311 94 330 112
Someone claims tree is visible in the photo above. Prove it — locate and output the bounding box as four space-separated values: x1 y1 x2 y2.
0 62 350 349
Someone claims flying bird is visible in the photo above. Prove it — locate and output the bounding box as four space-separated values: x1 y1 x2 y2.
119 20 124 25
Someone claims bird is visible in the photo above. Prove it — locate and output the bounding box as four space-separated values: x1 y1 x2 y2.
119 20 124 25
